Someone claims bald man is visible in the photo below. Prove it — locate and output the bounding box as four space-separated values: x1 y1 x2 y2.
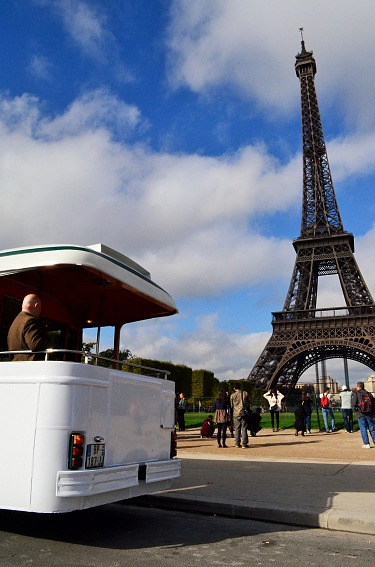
7 294 49 361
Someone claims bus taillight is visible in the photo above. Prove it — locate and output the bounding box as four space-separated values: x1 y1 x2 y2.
68 432 85 469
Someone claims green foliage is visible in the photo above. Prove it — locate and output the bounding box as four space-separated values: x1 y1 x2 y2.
192 369 220 398
225 379 257 395
96 348 132 367
118 357 269 404
99 348 132 361
124 358 193 396
184 411 355 432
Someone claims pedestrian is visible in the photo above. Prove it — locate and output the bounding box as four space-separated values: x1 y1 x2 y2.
263 388 284 432
339 385 354 433
320 387 336 432
225 391 234 438
7 294 49 361
200 415 215 438
248 407 262 437
352 381 375 449
230 383 250 448
177 392 187 431
294 402 306 436
212 390 229 447
301 391 313 433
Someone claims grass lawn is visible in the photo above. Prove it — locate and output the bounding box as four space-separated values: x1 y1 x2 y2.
184 411 356 431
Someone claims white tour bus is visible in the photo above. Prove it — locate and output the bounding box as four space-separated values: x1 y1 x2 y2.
0 243 181 513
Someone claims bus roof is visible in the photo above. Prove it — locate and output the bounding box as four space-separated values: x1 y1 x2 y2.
0 243 178 328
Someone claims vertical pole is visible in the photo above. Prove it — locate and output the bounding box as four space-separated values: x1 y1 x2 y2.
321 359 327 388
343 356 350 390
114 324 121 369
95 326 101 365
315 362 321 430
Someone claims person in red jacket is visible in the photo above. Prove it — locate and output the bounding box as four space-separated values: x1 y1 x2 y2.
200 415 214 438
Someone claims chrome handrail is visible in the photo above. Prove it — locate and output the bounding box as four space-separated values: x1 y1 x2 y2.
0 349 171 379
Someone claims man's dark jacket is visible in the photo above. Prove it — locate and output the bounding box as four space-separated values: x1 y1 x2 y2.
7 311 48 361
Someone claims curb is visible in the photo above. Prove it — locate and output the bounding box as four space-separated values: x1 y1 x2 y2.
129 494 375 535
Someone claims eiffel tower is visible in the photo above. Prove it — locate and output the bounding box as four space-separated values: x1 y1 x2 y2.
248 34 375 390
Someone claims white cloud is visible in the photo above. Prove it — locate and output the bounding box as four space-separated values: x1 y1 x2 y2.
0 94 41 136
1 89 375 379
0 89 141 140
45 0 109 59
120 314 271 381
354 228 375 296
167 0 375 127
0 91 300 295
37 0 137 83
140 229 293 297
328 133 375 182
28 54 53 81
0 90 375 299
39 89 143 139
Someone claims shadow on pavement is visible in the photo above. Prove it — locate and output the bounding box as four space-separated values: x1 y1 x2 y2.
0 500 302 549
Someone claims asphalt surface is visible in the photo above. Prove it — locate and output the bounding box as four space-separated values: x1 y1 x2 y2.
135 426 375 535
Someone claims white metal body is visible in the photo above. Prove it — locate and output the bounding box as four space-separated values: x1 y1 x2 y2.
0 244 180 513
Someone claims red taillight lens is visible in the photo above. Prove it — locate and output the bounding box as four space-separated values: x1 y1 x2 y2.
68 432 85 470
70 456 83 469
170 431 177 458
72 446 84 457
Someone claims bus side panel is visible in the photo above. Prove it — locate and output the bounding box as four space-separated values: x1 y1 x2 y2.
160 383 176 430
0 383 39 511
107 372 177 466
108 375 164 465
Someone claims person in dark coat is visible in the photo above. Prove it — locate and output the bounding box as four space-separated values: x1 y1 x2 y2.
7 294 49 361
294 403 306 436
177 392 187 431
225 391 234 438
212 390 230 447
248 407 262 437
301 391 313 434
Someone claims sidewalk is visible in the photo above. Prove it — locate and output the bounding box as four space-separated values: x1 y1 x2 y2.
135 427 375 534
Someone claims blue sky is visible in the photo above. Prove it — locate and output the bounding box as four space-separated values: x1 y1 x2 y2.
2 1 375 386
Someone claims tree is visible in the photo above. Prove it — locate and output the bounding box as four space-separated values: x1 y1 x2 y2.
98 348 133 367
99 348 132 361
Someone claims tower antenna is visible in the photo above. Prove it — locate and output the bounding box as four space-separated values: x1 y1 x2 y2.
299 27 306 51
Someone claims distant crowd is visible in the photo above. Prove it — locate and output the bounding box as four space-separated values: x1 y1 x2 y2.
176 381 375 450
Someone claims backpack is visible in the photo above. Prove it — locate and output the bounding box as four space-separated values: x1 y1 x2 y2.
359 391 373 414
320 395 330 409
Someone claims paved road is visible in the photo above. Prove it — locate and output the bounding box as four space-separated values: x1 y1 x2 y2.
1 503 375 566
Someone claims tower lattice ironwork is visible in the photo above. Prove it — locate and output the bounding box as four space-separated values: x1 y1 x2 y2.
248 36 375 390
